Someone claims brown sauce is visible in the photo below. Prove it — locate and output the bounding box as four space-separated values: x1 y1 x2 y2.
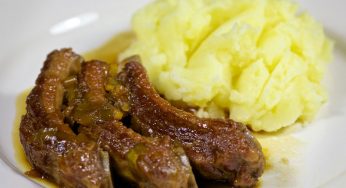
25 169 47 179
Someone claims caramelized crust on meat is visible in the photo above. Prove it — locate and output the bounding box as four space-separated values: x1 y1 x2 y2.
19 49 113 188
118 56 265 187
81 122 198 188
20 48 266 188
69 60 198 188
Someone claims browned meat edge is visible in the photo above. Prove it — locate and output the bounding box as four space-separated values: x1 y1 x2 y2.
118 56 265 187
58 59 198 188
20 49 113 188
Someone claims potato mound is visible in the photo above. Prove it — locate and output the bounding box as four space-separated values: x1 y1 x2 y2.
120 0 333 131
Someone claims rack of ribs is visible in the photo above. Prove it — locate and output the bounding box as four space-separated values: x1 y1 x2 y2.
20 49 197 188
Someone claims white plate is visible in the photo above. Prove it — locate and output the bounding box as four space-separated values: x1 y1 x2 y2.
0 0 345 187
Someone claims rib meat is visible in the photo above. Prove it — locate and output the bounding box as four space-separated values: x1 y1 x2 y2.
67 60 198 188
118 56 265 187
19 49 113 188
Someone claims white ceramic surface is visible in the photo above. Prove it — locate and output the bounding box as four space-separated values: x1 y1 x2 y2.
0 0 345 187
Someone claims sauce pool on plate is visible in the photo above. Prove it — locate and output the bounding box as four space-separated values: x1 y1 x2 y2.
12 89 57 188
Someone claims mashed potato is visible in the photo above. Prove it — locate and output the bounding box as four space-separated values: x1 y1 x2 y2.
120 0 333 132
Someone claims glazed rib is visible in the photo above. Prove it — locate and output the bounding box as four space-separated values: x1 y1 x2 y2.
118 56 265 187
19 49 113 188
71 60 197 188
